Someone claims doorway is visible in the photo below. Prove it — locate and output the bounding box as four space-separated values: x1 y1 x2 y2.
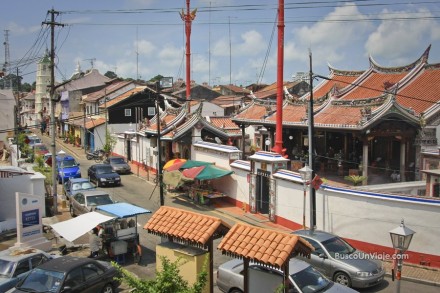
256 169 270 214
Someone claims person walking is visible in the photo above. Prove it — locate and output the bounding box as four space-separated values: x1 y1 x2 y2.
89 227 101 258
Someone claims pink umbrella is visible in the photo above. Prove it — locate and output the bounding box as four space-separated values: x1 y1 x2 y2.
182 166 205 179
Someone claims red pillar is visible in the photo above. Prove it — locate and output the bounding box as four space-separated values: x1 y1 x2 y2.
180 0 196 111
272 0 285 155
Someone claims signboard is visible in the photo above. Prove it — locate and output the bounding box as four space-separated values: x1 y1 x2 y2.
15 193 44 246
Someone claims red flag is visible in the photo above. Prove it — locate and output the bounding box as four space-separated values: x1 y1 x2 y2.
311 175 323 190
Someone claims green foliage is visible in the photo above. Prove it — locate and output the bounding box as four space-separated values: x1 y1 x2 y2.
112 256 208 293
104 71 118 79
17 133 31 157
149 74 164 82
33 155 53 186
344 175 367 186
103 132 117 155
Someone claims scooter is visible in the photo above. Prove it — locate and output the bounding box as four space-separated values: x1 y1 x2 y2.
86 149 105 161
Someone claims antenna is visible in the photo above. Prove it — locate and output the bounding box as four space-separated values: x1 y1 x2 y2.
83 58 96 69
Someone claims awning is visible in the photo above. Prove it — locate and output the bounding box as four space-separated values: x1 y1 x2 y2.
163 158 187 170
50 211 115 243
183 164 233 181
163 170 193 187
180 160 214 169
96 202 152 218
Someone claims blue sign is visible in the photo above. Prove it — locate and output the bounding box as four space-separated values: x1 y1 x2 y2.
22 209 39 228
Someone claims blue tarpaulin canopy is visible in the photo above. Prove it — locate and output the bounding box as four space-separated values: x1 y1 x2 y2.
97 202 151 218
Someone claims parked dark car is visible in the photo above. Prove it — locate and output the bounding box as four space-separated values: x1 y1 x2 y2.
217 258 357 293
63 178 96 200
7 256 120 293
0 248 56 292
87 164 121 187
292 230 385 288
69 190 115 217
104 156 131 174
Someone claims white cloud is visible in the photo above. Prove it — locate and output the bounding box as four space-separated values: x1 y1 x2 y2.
158 44 184 67
365 8 440 63
135 40 156 55
212 30 265 57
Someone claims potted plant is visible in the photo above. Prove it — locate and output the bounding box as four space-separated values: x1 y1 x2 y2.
344 175 367 186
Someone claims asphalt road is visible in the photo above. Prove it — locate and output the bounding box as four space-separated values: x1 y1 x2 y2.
41 137 439 293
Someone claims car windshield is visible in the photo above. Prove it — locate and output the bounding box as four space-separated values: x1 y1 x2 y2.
321 236 356 257
87 194 113 206
290 265 331 293
110 158 126 164
34 145 48 152
96 166 114 174
80 182 94 190
0 259 14 277
60 160 78 168
17 267 64 293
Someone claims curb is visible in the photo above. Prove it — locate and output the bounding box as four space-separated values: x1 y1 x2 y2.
384 272 440 287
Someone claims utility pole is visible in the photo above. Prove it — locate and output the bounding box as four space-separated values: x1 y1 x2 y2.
43 9 64 215
155 81 164 206
308 50 316 231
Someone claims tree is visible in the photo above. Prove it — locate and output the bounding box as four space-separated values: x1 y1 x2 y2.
102 131 117 156
113 256 208 293
149 74 164 82
104 71 118 79
21 82 32 92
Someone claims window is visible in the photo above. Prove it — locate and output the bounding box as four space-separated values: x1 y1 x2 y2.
125 109 132 116
82 263 104 281
30 255 49 268
64 267 83 288
148 107 155 116
14 259 30 277
305 238 325 256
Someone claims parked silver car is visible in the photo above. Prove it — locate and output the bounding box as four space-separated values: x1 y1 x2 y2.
104 156 131 174
217 258 358 293
0 248 55 292
292 230 385 288
69 190 115 217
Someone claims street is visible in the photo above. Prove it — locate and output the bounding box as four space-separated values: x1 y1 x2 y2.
42 136 439 293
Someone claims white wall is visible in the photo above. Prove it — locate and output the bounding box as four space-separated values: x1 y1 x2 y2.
0 170 46 232
274 175 440 257
213 167 249 206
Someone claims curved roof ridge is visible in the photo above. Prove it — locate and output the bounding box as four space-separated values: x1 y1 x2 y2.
334 67 374 98
362 94 419 129
328 63 365 76
369 45 431 73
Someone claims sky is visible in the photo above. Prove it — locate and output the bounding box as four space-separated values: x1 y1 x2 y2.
1 0 440 87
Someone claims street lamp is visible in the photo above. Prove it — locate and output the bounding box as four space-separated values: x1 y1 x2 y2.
57 149 66 209
265 138 271 151
389 219 415 293
299 164 313 229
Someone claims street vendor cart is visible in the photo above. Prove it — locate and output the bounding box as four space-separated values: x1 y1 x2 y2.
96 202 151 264
49 202 151 264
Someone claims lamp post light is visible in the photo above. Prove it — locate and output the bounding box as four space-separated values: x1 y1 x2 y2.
299 164 313 229
57 149 66 209
265 138 271 151
389 219 415 293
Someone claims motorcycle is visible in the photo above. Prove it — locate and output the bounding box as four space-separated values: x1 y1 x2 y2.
86 149 106 162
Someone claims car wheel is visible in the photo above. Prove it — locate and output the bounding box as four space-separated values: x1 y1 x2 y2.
230 289 243 293
334 272 351 287
69 205 76 217
101 284 114 293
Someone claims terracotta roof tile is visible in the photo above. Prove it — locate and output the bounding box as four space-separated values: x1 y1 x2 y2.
397 66 440 115
342 71 407 99
218 223 313 268
99 87 146 108
314 74 360 98
144 206 230 246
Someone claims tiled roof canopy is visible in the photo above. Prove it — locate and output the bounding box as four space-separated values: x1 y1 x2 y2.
218 223 313 268
144 206 231 248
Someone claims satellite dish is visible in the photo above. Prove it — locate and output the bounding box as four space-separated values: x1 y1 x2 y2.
215 137 222 144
